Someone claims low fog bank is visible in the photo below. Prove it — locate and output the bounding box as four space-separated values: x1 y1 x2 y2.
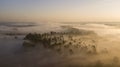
1 22 120 36
0 22 120 67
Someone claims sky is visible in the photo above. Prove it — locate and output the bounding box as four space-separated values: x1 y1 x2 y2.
0 0 120 22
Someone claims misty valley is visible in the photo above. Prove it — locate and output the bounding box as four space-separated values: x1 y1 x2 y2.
1 0 120 67
0 22 120 67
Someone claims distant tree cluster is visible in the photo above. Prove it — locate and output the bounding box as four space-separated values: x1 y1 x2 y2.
23 31 98 54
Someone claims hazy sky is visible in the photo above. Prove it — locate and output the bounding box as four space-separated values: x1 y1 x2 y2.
0 0 120 22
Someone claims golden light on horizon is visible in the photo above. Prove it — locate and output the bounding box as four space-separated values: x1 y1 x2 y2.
1 0 120 22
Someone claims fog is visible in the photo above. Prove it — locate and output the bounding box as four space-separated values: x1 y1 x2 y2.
0 22 120 67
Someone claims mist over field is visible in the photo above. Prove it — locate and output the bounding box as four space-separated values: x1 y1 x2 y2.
0 22 120 67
